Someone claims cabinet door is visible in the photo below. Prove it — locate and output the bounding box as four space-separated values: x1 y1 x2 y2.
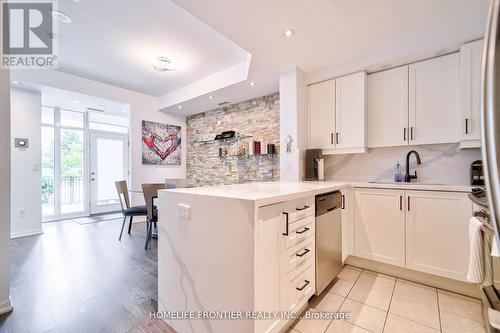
409 53 460 145
406 191 472 281
368 66 409 148
309 80 335 149
460 40 483 145
335 71 367 150
355 189 406 267
341 188 354 263
255 202 285 333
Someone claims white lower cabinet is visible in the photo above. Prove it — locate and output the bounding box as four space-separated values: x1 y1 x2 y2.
354 188 472 282
341 188 354 262
255 196 315 333
354 189 406 267
406 190 471 281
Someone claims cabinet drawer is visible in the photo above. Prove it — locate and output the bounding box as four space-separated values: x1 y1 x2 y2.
284 215 315 249
287 205 314 223
281 260 315 313
281 235 315 274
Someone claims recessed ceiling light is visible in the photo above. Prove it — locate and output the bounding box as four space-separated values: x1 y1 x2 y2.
52 10 72 24
151 57 176 72
250 81 256 86
12 81 19 84
208 96 214 100
283 29 295 38
177 105 182 109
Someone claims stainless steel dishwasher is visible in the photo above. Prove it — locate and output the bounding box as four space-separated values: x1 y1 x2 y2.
315 191 343 295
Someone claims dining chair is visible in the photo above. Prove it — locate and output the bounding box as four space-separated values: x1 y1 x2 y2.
115 180 148 241
142 183 167 250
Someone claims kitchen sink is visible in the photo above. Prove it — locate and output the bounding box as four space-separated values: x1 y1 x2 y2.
368 181 446 186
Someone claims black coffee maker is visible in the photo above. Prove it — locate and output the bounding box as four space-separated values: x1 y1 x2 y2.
471 160 484 186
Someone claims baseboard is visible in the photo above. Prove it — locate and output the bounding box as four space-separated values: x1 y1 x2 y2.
10 227 43 239
346 256 481 299
0 298 13 315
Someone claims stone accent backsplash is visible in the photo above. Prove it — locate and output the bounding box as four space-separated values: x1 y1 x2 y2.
186 93 280 187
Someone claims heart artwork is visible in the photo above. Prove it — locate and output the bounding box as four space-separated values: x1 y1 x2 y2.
142 121 181 165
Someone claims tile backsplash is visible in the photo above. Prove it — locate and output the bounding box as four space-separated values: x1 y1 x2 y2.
324 144 482 185
186 93 280 187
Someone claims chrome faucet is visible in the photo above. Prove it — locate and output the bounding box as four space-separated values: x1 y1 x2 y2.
405 150 422 182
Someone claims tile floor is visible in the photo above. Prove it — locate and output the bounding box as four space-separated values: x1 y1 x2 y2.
289 265 486 333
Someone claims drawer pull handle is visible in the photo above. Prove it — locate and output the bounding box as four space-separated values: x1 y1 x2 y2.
296 280 310 291
296 227 310 235
296 248 310 257
296 205 310 211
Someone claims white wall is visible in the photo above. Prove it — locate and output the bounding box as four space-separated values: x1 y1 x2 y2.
10 88 42 238
11 70 187 205
324 144 482 185
279 67 308 181
0 70 12 313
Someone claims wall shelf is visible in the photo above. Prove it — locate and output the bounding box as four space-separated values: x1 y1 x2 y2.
193 135 253 146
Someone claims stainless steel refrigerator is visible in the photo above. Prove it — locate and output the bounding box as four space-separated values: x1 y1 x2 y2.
481 0 500 330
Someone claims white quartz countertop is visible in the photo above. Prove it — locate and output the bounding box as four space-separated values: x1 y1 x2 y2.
162 180 474 206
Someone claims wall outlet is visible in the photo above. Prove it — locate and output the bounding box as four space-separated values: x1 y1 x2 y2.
18 209 26 218
177 203 190 220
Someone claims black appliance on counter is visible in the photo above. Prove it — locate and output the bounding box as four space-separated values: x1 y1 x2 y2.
305 149 324 181
471 160 485 186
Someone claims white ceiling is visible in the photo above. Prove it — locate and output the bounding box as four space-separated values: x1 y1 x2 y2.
19 0 490 116
159 0 489 115
39 85 130 118
54 0 249 96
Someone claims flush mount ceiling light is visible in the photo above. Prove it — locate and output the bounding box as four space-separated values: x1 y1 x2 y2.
177 105 182 109
208 96 214 100
52 10 72 23
283 29 295 38
151 57 176 72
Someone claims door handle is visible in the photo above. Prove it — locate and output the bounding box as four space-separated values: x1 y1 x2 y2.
403 127 407 141
336 132 339 144
296 205 310 211
400 195 403 211
282 212 289 236
407 196 411 211
341 194 345 209
410 127 414 140
330 133 334 145
465 118 469 134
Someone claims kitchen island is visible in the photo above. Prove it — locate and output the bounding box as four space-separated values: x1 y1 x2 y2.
157 181 473 333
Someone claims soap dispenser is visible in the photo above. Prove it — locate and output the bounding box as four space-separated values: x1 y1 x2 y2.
394 162 402 182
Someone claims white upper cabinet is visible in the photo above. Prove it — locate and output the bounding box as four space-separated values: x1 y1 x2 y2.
405 191 471 281
309 80 335 149
335 71 367 151
408 53 460 145
368 66 409 148
460 39 483 148
308 71 367 154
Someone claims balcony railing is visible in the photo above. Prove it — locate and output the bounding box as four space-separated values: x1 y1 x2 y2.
42 176 84 205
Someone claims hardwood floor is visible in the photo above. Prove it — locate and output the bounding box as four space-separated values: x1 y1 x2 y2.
0 218 175 333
